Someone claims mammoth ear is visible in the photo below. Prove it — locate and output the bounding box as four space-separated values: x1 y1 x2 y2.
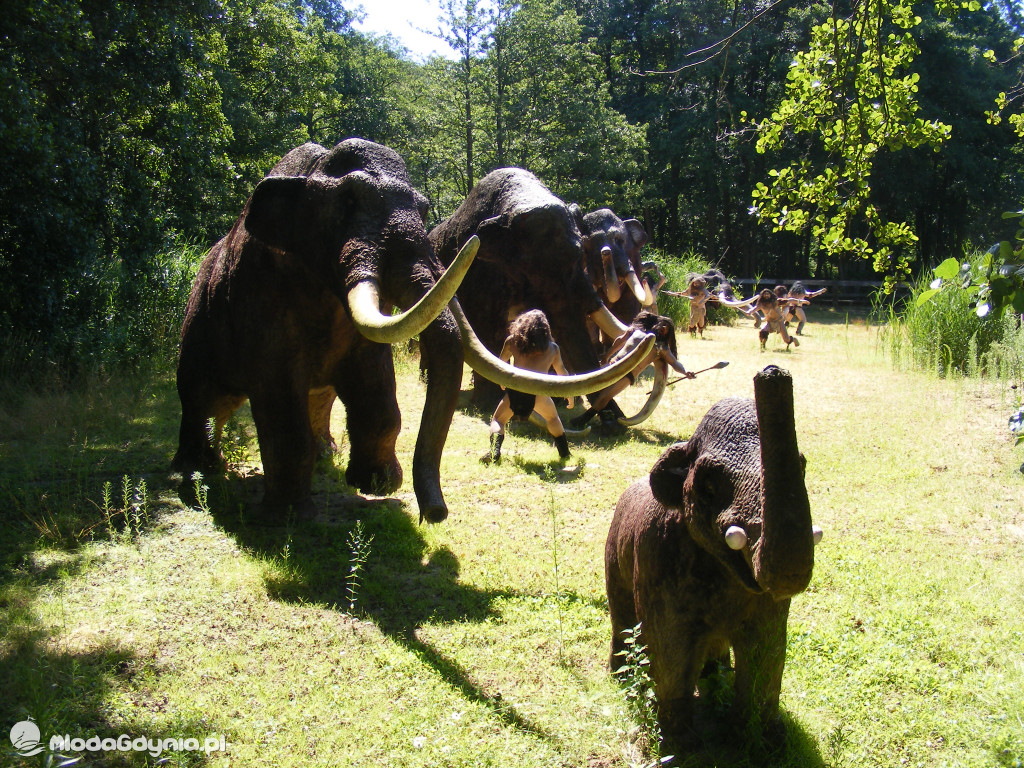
624 218 648 249
476 213 509 237
414 190 430 224
244 175 310 254
649 441 693 509
474 213 513 260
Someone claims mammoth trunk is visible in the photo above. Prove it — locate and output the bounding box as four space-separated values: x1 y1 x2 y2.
752 366 814 597
601 246 621 304
413 309 464 523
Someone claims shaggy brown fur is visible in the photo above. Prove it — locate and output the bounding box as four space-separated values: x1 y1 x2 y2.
173 139 464 524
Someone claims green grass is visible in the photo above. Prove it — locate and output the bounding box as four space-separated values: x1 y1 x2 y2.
1 307 1023 767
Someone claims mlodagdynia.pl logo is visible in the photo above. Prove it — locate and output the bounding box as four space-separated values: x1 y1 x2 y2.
9 720 44 757
9 719 228 758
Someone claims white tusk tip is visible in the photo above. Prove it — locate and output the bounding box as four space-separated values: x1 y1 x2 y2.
724 525 747 550
812 525 823 545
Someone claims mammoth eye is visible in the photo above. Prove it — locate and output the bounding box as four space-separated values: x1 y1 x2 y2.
702 476 718 498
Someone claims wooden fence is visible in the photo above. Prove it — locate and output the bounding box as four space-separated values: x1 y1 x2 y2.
730 278 901 307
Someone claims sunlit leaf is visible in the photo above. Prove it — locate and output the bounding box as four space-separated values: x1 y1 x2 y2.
933 258 961 280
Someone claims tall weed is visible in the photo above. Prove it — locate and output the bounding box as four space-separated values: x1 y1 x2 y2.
882 250 1022 378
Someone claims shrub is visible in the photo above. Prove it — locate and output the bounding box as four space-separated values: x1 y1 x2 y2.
883 250 1024 378
0 240 204 387
649 249 736 329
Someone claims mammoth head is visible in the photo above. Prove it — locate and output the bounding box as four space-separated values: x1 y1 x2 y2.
649 366 820 599
241 140 467 345
580 208 649 307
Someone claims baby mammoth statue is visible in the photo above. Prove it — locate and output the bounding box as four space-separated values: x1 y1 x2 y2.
605 365 822 749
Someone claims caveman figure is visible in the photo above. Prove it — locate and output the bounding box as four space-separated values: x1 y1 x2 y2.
720 289 804 350
570 312 694 428
679 276 715 338
483 310 574 464
783 281 827 335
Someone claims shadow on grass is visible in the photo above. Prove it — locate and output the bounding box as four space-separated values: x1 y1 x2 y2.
663 720 823 768
209 481 561 748
657 706 825 768
0 372 222 764
0 577 217 767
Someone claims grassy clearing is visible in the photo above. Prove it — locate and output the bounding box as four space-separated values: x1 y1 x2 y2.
1 307 1022 767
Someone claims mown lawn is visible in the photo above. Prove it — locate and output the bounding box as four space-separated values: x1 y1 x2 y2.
1 308 1022 767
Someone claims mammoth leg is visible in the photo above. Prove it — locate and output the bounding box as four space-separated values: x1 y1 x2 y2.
731 602 790 743
308 386 338 457
249 385 317 521
173 382 245 478
605 570 638 671
335 341 403 497
639 602 708 746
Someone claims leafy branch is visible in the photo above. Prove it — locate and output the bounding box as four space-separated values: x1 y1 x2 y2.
751 1 969 290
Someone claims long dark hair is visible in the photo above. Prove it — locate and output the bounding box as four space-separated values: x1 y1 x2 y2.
508 309 552 354
630 311 677 357
757 288 777 310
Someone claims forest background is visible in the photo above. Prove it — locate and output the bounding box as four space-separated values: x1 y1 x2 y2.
3 0 1024 380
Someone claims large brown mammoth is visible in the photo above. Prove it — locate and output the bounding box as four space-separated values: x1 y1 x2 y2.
173 140 651 524
428 168 635 415
605 366 822 748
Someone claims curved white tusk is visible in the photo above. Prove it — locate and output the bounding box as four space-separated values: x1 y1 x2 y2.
812 525 823 545
642 279 655 307
617 362 666 427
588 304 630 338
347 235 480 344
528 412 591 438
452 301 654 397
725 525 748 550
625 264 647 303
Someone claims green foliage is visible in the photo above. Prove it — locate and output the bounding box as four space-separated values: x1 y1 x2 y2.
415 0 646 217
752 1 955 290
655 251 736 329
0 0 397 383
613 623 663 760
884 249 1022 376
5 0 1024 388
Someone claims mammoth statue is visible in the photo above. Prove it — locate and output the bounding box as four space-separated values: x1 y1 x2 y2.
173 140 651 524
605 365 821 747
429 168 636 413
580 208 653 333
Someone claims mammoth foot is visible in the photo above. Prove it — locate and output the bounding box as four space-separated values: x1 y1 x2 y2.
596 409 627 436
344 462 402 498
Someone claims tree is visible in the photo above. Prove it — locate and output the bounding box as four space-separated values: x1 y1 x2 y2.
435 0 492 191
485 0 646 210
0 0 233 371
749 0 991 289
